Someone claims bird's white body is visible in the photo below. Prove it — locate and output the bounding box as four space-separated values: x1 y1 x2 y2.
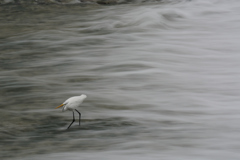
55 94 87 129
62 94 87 112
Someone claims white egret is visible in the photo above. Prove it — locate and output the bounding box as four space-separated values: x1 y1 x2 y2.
55 94 87 129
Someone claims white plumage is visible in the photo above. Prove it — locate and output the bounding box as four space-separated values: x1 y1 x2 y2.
55 94 87 129
62 95 87 111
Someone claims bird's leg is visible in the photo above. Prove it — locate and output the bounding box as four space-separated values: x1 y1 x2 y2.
75 109 81 126
67 111 75 129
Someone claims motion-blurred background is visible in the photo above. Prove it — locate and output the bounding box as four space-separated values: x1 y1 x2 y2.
1 0 240 159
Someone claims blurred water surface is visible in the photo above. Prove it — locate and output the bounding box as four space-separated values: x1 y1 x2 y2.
1 0 240 159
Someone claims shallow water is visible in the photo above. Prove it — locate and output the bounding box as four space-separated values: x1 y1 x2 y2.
1 0 240 159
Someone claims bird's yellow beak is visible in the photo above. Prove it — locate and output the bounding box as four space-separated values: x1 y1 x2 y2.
55 104 64 109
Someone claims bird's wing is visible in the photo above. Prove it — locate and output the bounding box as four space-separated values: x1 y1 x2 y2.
63 96 77 104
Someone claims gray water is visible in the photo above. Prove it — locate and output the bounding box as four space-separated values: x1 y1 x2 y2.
1 0 240 159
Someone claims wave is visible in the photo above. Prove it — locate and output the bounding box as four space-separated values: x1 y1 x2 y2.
0 0 187 5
